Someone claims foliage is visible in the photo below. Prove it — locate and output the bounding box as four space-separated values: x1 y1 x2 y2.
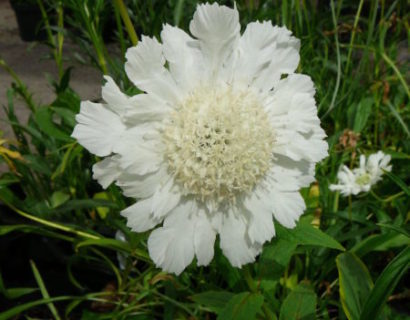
0 0 408 319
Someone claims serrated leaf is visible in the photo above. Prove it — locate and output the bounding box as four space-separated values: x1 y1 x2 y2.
217 292 264 320
279 282 317 320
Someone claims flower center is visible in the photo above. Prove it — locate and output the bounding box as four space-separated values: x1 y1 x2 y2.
355 173 371 186
163 86 274 205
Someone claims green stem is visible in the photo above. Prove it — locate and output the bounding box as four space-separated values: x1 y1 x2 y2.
321 0 341 120
343 0 364 77
381 52 410 99
114 0 139 46
0 200 100 240
243 266 275 319
348 195 352 222
371 190 404 203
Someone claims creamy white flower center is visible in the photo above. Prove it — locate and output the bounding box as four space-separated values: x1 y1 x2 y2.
355 173 371 186
163 86 274 204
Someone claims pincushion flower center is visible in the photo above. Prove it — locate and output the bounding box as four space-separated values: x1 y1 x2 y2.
355 172 371 186
163 86 275 204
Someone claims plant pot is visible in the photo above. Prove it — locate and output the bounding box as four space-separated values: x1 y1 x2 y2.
9 1 47 42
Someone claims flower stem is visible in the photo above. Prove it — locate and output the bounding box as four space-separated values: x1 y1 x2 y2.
243 266 276 319
114 0 139 46
1 200 100 240
348 195 352 222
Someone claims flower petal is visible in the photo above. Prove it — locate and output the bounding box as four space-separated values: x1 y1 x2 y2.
219 210 262 267
121 197 160 232
125 36 181 103
114 127 164 176
151 176 181 219
243 194 276 245
148 201 196 275
161 24 203 92
265 74 328 162
92 156 121 189
116 167 168 199
189 3 240 79
234 21 300 90
194 209 216 266
72 101 126 157
270 191 306 228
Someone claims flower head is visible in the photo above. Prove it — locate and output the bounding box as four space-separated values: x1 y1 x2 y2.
72 3 328 275
330 151 392 197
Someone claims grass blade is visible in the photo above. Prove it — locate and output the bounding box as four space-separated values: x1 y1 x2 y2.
30 260 61 320
360 247 410 320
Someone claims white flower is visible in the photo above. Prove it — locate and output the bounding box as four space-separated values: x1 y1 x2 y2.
330 151 392 197
72 3 328 275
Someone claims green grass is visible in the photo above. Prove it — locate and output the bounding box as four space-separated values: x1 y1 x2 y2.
0 0 408 319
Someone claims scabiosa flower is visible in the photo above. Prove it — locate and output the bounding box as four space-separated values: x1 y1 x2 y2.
72 3 328 275
330 151 392 196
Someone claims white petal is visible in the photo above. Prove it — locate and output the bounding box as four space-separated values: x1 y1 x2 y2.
243 194 276 245
102 76 131 115
124 93 173 125
151 176 181 219
121 197 160 232
273 154 316 188
189 3 240 79
270 191 306 228
194 210 216 266
92 156 121 189
116 167 168 199
235 21 300 90
266 74 328 163
265 74 315 116
125 36 181 103
72 101 125 157
161 24 202 92
114 127 164 176
148 201 196 275
219 210 262 267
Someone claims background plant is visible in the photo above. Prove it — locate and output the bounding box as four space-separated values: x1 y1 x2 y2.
0 0 408 319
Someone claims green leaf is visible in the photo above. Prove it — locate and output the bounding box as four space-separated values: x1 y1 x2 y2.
352 232 410 257
383 171 410 196
276 222 345 251
377 223 410 238
353 97 373 132
258 238 297 280
75 238 132 254
336 252 373 320
217 292 264 320
53 199 118 213
360 246 410 320
279 282 317 320
34 107 72 141
50 191 70 208
0 296 73 320
51 106 76 128
190 291 234 314
30 260 61 320
0 271 37 299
